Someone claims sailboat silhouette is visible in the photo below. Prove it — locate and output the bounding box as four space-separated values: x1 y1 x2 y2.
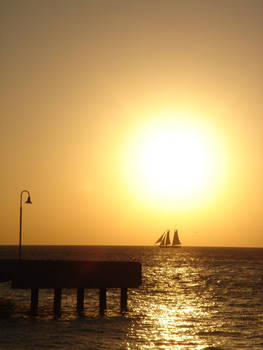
155 229 181 248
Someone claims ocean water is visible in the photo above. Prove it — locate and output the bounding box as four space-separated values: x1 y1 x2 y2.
0 245 262 350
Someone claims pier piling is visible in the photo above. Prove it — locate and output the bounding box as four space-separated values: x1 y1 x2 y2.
30 288 39 314
120 287 128 311
54 288 62 314
99 288 107 316
77 288 84 310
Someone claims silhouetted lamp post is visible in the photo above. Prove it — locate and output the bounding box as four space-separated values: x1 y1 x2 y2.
19 190 32 260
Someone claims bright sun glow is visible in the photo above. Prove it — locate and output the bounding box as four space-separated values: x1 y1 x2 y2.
123 114 226 209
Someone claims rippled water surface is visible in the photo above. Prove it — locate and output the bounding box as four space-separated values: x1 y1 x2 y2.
0 246 263 349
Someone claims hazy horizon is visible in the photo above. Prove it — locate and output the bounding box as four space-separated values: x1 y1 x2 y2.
1 244 263 248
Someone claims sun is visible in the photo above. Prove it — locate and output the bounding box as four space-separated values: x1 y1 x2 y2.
122 114 226 209
137 126 208 197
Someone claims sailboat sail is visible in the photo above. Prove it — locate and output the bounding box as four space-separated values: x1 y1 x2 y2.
160 235 166 246
155 229 181 247
155 233 165 244
172 230 181 246
165 230 171 245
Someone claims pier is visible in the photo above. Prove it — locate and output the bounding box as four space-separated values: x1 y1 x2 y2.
0 260 142 315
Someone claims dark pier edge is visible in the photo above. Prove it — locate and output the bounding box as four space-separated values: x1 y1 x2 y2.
0 260 142 316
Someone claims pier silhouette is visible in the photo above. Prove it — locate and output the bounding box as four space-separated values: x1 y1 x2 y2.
0 260 141 316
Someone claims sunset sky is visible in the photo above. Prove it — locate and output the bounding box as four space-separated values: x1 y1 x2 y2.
1 0 263 247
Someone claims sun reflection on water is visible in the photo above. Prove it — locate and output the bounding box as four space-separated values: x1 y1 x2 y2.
125 255 231 349
126 288 214 349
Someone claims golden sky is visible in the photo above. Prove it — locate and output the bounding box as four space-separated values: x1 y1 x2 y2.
1 0 263 247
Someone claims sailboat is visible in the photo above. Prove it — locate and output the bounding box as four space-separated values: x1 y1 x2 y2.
155 229 181 248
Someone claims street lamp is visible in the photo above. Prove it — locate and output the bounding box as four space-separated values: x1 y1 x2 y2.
19 190 32 260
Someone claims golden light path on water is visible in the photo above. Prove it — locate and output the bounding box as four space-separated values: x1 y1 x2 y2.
126 258 223 350
127 295 213 349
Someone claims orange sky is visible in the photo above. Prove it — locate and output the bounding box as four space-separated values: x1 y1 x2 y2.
1 0 263 247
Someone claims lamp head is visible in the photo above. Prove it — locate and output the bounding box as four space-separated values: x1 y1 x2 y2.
25 195 32 204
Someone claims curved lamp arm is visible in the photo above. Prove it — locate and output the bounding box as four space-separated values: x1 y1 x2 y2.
20 190 32 206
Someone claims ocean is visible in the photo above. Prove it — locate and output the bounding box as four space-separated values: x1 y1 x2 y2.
0 246 262 349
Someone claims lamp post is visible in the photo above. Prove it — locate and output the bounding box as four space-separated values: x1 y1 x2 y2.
19 190 32 260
